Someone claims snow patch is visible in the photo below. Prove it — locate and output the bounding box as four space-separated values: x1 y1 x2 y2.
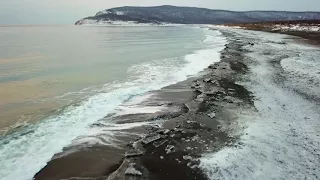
77 19 185 26
96 10 126 16
125 167 142 176
272 24 320 32
200 28 320 180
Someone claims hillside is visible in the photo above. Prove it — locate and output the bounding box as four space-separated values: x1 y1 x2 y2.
75 5 320 25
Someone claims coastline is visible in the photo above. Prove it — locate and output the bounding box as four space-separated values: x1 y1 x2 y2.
35 27 320 180
224 20 320 45
34 28 254 180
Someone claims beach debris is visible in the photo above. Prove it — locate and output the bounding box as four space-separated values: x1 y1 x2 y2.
208 112 216 119
176 158 181 164
156 129 165 134
192 81 201 88
224 96 234 103
191 81 201 89
190 165 198 169
160 135 168 139
183 155 193 161
187 162 192 167
132 141 141 149
211 80 219 85
165 145 175 154
125 149 144 158
157 101 173 106
142 134 161 144
163 129 170 134
125 167 142 176
196 94 205 102
192 135 200 141
195 88 203 93
204 90 217 95
227 99 234 103
153 140 168 148
204 78 211 83
186 121 196 124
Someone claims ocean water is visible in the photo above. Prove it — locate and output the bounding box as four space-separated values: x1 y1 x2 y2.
0 25 227 180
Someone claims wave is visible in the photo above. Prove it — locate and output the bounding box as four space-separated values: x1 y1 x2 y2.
0 28 227 180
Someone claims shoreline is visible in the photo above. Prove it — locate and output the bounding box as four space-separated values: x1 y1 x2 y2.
224 20 320 45
35 27 320 180
35 28 254 180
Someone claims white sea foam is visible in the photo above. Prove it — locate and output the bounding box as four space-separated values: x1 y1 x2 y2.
117 105 169 115
0 28 227 180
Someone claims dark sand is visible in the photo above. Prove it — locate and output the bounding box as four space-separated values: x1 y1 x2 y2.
35 30 256 180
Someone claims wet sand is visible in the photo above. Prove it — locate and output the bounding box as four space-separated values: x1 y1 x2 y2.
34 29 256 180
34 146 124 180
34 79 198 180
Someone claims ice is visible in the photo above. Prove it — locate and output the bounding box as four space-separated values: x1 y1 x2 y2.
272 24 320 32
125 167 142 176
207 112 216 119
142 134 161 145
200 28 320 180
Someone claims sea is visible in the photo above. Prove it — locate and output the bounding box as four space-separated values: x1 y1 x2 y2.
0 25 227 180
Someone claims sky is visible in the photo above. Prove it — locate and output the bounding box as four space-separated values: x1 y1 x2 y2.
0 0 320 25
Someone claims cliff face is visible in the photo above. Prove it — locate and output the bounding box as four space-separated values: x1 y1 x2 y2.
75 5 320 25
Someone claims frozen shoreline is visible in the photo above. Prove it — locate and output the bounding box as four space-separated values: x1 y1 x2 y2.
34 27 254 180
200 28 320 180
32 27 320 180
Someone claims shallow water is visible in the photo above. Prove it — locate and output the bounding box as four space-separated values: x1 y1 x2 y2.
0 25 227 180
0 26 204 130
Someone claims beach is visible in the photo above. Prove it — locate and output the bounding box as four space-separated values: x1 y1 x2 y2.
0 25 226 180
36 26 320 180
35 28 250 179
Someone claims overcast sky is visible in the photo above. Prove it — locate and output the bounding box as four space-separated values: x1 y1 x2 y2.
1 0 320 25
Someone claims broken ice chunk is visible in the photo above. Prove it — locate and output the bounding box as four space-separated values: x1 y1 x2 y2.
208 112 216 118
125 167 142 176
